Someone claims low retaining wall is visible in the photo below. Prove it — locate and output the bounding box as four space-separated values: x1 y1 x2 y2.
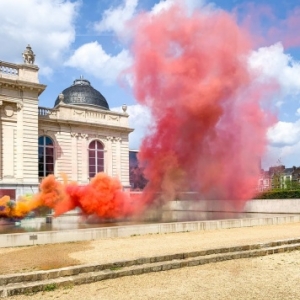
0 214 299 248
244 199 300 213
164 199 300 214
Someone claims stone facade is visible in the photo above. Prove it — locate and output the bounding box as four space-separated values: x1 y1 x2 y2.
0 47 133 199
38 104 132 185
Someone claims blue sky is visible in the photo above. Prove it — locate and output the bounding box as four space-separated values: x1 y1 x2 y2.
0 0 300 169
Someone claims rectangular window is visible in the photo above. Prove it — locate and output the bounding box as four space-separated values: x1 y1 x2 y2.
46 148 54 156
89 166 96 178
46 163 54 174
89 156 95 165
89 150 96 158
38 163 44 177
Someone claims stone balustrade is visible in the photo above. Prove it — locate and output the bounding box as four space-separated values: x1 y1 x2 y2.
0 59 40 83
38 107 59 117
38 107 52 116
38 105 130 128
0 61 19 76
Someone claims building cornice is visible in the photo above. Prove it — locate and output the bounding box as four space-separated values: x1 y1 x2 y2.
0 77 46 95
54 102 128 117
38 117 134 133
38 105 132 133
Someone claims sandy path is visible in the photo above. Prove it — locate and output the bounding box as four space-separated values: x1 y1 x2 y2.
1 222 300 274
9 249 300 299
1 222 300 299
69 222 300 264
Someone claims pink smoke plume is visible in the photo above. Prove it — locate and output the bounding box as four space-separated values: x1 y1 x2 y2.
234 3 300 49
2 3 296 220
129 4 278 209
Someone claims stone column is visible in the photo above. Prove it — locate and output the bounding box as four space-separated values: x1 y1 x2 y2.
16 101 24 182
0 101 3 180
70 132 78 181
0 100 2 179
106 136 113 176
115 137 122 179
81 133 89 183
1 102 17 181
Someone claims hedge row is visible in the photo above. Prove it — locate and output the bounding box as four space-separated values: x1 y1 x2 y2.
254 189 300 199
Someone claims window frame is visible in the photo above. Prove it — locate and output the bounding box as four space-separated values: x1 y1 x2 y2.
88 140 104 179
38 135 55 180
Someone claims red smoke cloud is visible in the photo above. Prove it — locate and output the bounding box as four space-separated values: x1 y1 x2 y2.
129 4 278 208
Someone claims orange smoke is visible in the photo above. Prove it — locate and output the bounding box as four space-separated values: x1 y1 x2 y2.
0 173 143 220
0 194 41 219
54 173 140 219
36 174 69 209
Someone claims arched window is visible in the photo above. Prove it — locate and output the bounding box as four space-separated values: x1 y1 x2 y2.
38 136 54 179
88 140 104 178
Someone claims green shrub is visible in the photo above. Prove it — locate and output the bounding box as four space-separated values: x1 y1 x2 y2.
44 283 57 292
254 189 300 199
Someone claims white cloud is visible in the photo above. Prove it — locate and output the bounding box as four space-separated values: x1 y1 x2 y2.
264 119 300 168
0 0 79 72
94 0 138 38
151 0 175 14
112 104 151 149
249 43 300 99
65 42 133 84
267 120 300 147
151 0 205 15
264 140 300 169
94 0 206 39
249 43 300 167
39 66 54 79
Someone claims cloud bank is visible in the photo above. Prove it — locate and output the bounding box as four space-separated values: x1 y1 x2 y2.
112 104 151 150
0 0 79 76
65 42 133 84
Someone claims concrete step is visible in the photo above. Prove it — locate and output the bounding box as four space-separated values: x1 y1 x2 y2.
1 238 300 298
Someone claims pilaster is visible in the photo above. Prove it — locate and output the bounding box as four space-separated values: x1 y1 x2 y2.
106 136 113 176
70 132 79 181
81 133 89 183
114 137 122 179
16 100 24 181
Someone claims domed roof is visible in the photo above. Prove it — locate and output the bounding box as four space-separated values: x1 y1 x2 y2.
54 77 110 110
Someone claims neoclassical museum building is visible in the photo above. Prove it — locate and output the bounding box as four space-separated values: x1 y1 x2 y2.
0 45 133 199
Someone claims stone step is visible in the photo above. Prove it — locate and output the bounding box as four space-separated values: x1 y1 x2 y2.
1 239 300 298
1 237 299 287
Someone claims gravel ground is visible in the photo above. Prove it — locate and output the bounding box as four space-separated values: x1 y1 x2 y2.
9 250 300 300
0 242 93 274
2 222 300 299
69 222 300 264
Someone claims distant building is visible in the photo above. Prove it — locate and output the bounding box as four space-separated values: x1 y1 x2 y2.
0 45 133 199
258 165 300 191
258 170 272 192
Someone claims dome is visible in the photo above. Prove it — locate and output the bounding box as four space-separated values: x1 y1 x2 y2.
54 77 110 110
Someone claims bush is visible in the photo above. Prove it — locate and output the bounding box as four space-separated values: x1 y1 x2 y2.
44 283 57 292
254 189 300 199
